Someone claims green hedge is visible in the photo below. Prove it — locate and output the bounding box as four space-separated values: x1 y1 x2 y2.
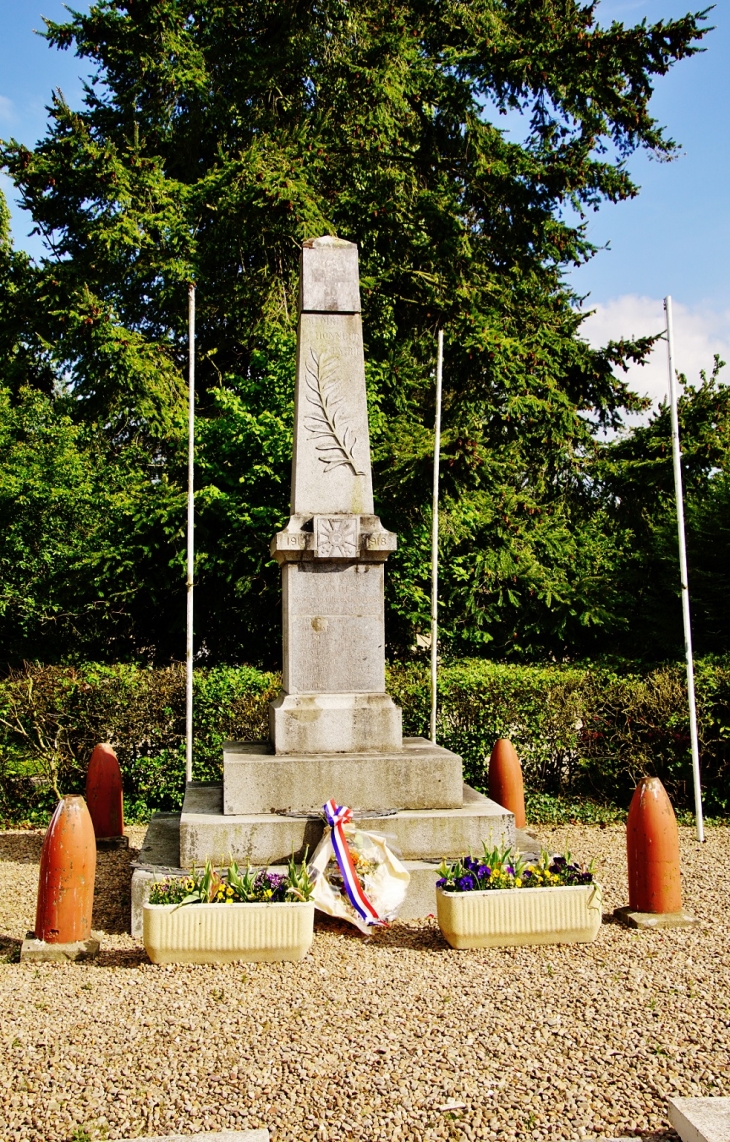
1 658 728 826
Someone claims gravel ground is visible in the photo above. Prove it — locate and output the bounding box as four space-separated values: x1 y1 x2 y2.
1 824 729 1142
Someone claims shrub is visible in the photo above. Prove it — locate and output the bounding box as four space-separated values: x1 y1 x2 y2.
0 663 278 824
389 658 730 816
1 657 728 825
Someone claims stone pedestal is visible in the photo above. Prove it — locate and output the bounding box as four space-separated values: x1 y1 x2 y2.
20 933 100 963
180 779 513 868
223 738 464 814
269 238 399 755
614 905 699 930
269 692 402 755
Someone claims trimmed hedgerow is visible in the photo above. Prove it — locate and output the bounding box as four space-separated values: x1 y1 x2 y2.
1 658 729 826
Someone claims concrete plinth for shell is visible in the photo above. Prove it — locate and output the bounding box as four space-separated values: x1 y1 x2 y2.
668 1096 730 1142
20 932 100 962
96 834 130 851
614 905 699 930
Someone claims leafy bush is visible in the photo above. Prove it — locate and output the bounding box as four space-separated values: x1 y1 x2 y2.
1 658 728 826
391 659 730 816
0 663 278 824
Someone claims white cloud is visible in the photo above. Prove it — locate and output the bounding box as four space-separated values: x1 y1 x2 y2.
0 95 15 125
578 295 730 418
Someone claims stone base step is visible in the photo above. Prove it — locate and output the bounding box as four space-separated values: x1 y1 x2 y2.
180 782 513 866
669 1097 730 1142
223 736 464 814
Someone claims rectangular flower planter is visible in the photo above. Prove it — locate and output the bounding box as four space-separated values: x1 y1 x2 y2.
143 900 315 964
436 883 602 949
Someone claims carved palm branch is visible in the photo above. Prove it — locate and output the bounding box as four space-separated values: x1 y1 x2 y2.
303 349 365 475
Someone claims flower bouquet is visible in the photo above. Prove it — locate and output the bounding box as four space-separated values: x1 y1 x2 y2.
435 843 602 949
309 801 410 933
143 856 315 964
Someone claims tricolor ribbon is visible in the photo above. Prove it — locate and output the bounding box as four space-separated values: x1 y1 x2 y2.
323 799 382 926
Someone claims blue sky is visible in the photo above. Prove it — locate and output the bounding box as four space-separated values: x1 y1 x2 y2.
1 0 728 404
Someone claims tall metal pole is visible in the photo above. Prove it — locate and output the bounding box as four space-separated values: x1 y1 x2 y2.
430 330 444 744
665 295 704 842
185 284 195 786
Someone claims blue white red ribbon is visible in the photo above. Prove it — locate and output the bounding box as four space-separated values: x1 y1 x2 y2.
323 799 382 926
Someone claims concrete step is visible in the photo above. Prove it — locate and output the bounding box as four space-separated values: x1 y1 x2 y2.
179 782 513 867
223 736 464 814
669 1097 730 1142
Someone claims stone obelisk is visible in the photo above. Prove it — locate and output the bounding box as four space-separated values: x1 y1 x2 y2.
269 235 401 754
173 236 515 918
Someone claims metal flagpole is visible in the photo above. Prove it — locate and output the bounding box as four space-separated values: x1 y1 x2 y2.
664 295 704 842
185 283 196 787
430 330 444 744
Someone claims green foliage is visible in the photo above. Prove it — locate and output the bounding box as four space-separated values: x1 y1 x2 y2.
599 357 730 658
148 856 314 905
436 845 595 891
0 0 712 664
389 657 730 814
2 657 729 826
0 662 278 824
0 384 190 662
524 792 626 826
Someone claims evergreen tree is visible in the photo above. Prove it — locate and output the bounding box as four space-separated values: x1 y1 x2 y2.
0 0 711 663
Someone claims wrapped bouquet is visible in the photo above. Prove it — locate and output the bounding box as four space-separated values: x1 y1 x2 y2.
309 800 410 933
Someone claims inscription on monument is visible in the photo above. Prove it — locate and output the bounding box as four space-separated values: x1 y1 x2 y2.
365 531 397 551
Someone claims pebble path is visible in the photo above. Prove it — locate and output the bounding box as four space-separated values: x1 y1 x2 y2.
0 824 728 1142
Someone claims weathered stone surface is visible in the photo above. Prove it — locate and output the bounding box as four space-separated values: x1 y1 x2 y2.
292 313 372 516
614 905 699 929
514 827 541 862
281 560 385 694
300 234 360 313
180 782 514 867
269 691 402 755
20 933 100 963
669 1098 730 1142
223 736 464 814
130 812 185 937
132 811 182 869
131 869 163 938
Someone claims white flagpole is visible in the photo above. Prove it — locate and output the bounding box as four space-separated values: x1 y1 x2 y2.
185 283 195 787
430 330 444 744
664 295 704 842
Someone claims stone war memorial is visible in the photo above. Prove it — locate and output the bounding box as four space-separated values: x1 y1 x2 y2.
134 236 514 923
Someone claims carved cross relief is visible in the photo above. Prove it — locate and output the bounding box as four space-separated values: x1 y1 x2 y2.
313 516 360 558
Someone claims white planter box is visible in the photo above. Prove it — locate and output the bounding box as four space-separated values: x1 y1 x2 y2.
436 883 602 949
143 900 315 964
